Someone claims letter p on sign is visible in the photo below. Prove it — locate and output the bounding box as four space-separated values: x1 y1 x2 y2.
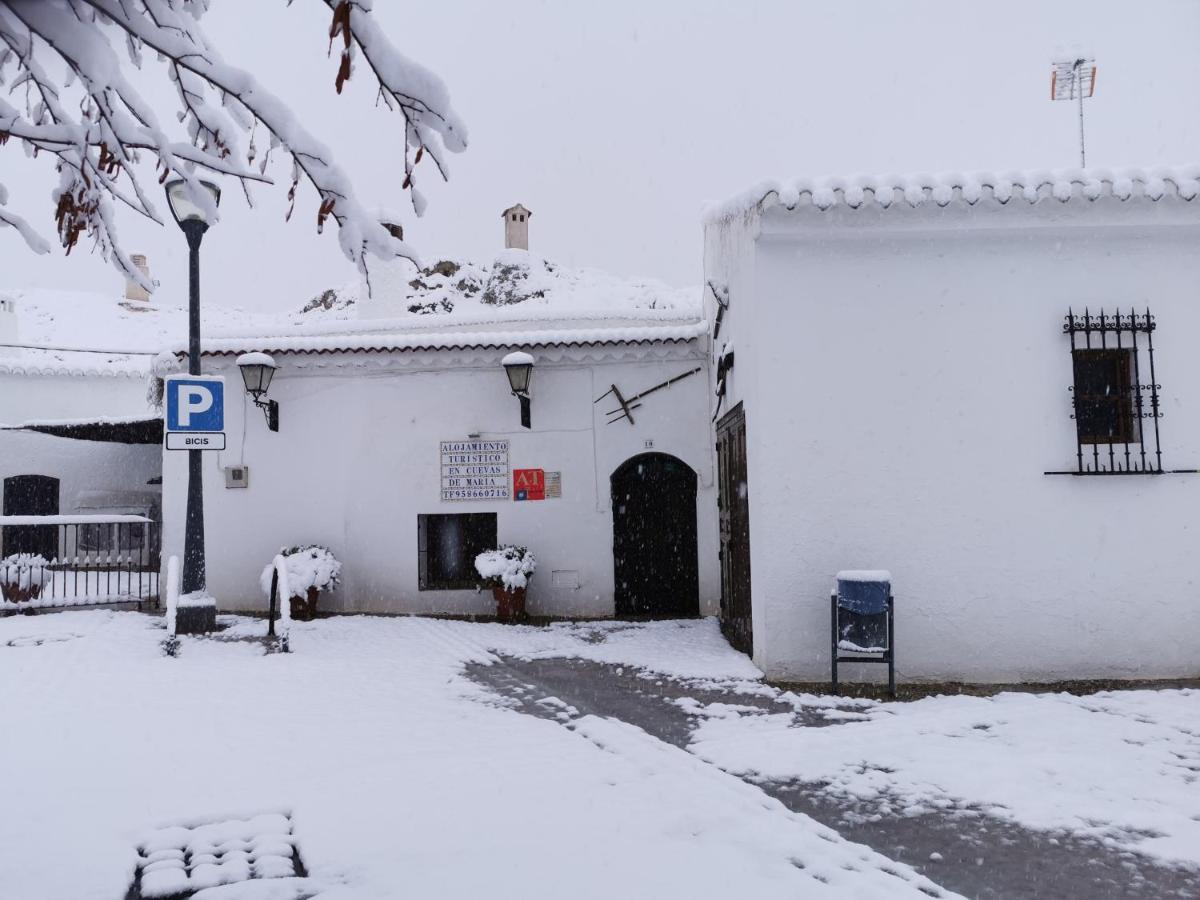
178 386 212 426
166 375 225 432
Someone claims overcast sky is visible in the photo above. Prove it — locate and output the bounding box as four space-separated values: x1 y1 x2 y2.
3 0 1199 312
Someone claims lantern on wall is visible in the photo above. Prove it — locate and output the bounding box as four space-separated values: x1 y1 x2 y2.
237 352 280 432
502 351 534 429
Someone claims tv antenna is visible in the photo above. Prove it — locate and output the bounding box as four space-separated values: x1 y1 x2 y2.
1051 57 1097 167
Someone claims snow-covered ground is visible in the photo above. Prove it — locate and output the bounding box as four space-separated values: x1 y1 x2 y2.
0 613 949 900
2 611 1195 899
690 687 1200 868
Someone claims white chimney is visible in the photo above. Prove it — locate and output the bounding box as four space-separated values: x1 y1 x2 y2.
125 253 151 302
0 294 17 358
502 204 531 251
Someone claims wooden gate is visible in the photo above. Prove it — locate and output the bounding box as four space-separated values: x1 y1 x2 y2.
611 453 698 617
716 404 752 655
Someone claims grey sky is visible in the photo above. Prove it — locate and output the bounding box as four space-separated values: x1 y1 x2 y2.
3 0 1198 312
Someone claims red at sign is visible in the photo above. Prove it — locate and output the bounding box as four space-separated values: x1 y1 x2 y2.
513 468 545 501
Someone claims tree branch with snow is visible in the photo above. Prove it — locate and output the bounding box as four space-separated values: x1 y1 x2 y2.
0 0 467 290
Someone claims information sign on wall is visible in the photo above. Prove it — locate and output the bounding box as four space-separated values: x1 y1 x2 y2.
513 468 545 501
440 440 510 501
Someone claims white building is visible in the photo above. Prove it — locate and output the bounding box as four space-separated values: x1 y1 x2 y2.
160 248 719 618
0 279 279 574
0 288 163 549
703 165 1200 683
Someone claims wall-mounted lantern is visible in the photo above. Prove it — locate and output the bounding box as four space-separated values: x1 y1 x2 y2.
237 352 279 432
502 350 534 429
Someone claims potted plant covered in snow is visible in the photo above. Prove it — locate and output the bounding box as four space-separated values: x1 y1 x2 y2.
475 545 536 623
0 553 49 605
259 545 341 621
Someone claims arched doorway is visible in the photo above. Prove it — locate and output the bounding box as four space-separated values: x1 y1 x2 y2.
611 453 698 617
2 475 60 559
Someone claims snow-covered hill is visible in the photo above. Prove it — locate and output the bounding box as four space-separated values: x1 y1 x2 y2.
1 250 699 375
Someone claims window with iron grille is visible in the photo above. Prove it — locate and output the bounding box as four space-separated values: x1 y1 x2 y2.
417 513 497 590
1054 308 1167 475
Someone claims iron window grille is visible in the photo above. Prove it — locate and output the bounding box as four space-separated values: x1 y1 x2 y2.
1048 307 1188 475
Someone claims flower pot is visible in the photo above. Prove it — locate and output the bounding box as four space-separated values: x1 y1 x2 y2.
1 583 42 605
492 585 527 623
289 586 321 621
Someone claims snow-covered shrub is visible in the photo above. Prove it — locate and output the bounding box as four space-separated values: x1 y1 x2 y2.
259 545 342 600
475 546 537 591
1 554 49 602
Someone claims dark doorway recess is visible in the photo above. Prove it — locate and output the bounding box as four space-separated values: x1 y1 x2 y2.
2 474 60 559
611 453 698 617
716 404 752 655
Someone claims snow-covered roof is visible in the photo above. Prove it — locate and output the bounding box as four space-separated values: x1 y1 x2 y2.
3 251 702 373
0 288 284 378
703 164 1200 224
194 320 708 359
0 357 151 379
176 249 703 358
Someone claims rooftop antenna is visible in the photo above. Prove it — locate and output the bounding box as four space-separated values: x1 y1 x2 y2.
1050 56 1097 167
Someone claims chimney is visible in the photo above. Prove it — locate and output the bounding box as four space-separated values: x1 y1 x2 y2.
502 204 531 251
124 254 151 302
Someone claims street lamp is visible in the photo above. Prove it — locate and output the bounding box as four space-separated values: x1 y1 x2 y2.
502 350 534 429
165 178 220 596
237 352 280 432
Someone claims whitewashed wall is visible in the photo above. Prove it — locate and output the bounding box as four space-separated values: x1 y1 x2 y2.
161 341 719 617
0 430 160 521
0 370 150 423
0 371 160 527
708 194 1200 683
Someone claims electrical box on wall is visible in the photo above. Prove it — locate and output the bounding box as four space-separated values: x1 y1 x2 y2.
224 465 249 489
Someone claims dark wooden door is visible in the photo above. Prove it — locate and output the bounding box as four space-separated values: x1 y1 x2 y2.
612 453 698 617
716 404 752 655
2 474 60 559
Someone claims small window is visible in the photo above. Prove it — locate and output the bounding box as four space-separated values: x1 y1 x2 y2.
1050 308 1186 475
417 513 497 590
1072 349 1136 444
519 214 525 222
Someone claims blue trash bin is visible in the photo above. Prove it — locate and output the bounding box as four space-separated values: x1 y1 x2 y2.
837 572 890 616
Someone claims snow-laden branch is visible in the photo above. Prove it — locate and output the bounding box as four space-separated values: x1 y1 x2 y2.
0 190 51 253
0 0 467 288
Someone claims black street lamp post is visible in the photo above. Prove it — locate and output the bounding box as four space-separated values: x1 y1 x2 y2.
164 179 221 596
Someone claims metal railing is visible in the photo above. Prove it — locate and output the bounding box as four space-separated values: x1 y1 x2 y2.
1061 308 1164 474
0 515 160 612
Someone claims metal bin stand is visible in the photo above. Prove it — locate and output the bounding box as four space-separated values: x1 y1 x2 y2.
831 571 895 698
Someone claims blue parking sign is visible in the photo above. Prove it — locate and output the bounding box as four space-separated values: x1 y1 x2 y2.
166 376 224 432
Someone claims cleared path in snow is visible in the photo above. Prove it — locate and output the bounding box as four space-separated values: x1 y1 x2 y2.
467 654 1200 900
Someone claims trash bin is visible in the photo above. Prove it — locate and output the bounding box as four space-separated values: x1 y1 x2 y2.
831 570 894 696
